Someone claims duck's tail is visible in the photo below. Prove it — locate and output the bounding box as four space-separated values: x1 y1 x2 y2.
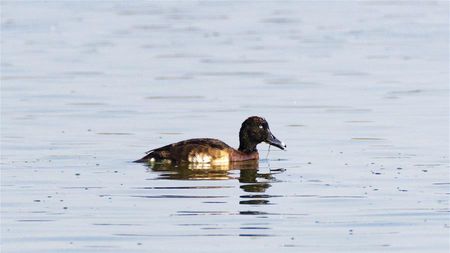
133 152 158 163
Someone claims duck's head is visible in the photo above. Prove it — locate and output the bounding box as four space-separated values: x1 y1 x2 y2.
238 116 286 153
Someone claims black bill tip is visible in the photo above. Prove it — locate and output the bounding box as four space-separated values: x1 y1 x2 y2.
266 132 286 150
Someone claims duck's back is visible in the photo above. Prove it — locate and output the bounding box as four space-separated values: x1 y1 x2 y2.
135 138 234 164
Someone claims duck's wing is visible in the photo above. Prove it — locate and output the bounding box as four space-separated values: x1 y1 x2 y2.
146 138 231 153
134 138 233 163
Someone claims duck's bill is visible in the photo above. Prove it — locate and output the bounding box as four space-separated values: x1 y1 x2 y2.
265 132 287 150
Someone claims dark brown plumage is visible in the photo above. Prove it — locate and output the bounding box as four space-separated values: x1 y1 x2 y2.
134 116 286 164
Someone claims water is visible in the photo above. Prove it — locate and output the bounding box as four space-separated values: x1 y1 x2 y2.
1 1 449 252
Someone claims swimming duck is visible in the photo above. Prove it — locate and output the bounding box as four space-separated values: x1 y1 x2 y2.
134 116 286 164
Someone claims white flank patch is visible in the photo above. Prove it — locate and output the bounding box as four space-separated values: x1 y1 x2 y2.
188 152 230 164
188 153 212 163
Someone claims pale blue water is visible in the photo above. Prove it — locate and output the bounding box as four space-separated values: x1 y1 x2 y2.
1 1 449 252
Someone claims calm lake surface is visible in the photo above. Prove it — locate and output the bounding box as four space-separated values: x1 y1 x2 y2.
1 1 449 252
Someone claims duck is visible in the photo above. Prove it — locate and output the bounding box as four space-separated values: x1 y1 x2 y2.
134 116 286 164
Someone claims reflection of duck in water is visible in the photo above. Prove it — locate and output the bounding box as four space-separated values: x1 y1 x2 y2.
147 161 282 185
239 169 273 193
147 160 259 180
134 116 286 164
146 161 285 205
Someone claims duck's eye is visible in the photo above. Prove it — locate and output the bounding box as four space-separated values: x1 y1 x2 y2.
259 125 263 129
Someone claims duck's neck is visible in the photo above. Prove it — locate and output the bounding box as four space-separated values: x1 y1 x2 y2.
238 128 257 153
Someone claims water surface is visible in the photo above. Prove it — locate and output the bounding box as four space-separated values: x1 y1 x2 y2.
1 1 449 253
